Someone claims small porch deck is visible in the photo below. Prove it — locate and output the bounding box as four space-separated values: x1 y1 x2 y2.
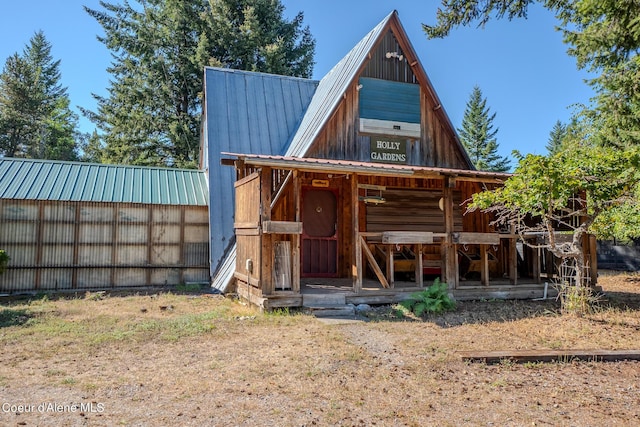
258 277 557 309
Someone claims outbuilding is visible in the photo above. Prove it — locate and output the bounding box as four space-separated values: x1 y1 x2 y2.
202 10 598 309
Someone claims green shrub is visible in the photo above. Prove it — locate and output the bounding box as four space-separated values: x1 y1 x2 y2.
0 250 9 275
400 278 456 316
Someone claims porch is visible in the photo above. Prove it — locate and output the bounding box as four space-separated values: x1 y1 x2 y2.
256 277 557 310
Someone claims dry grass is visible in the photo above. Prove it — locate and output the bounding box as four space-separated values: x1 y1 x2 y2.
1 274 640 426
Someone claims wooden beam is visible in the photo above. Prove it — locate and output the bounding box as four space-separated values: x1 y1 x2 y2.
452 232 500 245
382 231 434 244
352 174 362 291
262 221 302 234
458 349 640 364
443 178 457 289
360 236 389 288
292 170 301 293
509 224 518 285
260 167 273 295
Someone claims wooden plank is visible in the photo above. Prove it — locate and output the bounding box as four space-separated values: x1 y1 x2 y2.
453 232 500 245
360 236 389 288
458 349 640 364
382 231 434 244
262 221 302 234
235 228 261 236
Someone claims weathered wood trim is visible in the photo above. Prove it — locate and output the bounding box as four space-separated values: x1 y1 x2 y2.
458 349 640 364
453 232 500 245
260 167 273 295
234 228 261 236
382 231 434 244
353 174 363 291
360 236 389 288
415 243 424 287
234 171 260 188
262 221 302 234
234 271 260 288
480 244 489 286
292 170 301 292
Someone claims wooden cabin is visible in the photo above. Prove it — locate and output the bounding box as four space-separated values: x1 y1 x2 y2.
203 11 597 308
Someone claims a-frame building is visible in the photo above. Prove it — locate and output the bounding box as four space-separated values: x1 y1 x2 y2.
202 11 596 308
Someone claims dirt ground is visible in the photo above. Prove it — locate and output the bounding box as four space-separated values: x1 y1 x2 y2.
1 272 640 426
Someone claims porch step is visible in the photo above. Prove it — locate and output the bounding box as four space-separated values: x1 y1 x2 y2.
303 293 346 307
303 293 355 318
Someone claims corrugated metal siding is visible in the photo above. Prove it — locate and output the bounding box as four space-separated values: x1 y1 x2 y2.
203 67 318 276
0 158 208 206
0 199 210 293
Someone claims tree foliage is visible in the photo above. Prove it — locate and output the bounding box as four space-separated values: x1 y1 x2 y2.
84 0 315 168
424 0 640 147
0 31 78 160
546 119 567 155
458 85 510 171
469 141 640 288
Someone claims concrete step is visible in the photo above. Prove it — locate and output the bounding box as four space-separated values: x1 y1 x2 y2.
306 304 356 318
302 293 346 307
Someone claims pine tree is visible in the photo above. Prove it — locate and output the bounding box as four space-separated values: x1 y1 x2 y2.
0 31 78 160
84 0 315 168
546 120 567 155
458 85 510 172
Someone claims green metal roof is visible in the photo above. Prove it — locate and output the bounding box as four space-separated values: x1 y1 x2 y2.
0 158 209 206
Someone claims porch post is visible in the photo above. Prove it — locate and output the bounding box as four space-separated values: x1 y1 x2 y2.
443 176 458 289
260 167 273 295
292 170 301 293
480 244 489 286
351 173 362 291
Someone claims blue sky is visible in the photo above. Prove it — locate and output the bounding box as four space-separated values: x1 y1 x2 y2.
1 0 593 160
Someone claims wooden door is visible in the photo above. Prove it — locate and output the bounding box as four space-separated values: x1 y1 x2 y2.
301 189 338 277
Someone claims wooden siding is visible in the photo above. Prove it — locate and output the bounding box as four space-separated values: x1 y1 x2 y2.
234 172 262 291
366 188 463 233
0 200 209 293
306 30 470 169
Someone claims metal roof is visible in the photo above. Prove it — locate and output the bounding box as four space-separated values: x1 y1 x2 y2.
0 157 209 206
202 67 318 274
285 11 395 157
223 153 511 183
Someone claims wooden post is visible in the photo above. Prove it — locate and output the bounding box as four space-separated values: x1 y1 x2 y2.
352 173 362 291
532 245 541 283
509 224 518 285
480 244 489 286
443 177 458 289
260 167 273 295
292 170 301 293
415 244 424 287
386 244 395 288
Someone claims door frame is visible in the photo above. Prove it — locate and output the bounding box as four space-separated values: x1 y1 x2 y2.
300 186 340 278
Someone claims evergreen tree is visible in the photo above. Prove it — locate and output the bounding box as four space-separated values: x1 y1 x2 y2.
84 0 315 168
546 120 567 155
79 130 105 163
458 85 510 172
0 31 78 160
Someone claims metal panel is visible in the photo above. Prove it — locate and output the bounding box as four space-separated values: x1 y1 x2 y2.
359 77 420 123
203 67 317 277
0 158 208 206
0 200 209 293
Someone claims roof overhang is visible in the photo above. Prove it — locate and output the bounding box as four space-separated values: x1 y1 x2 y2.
221 152 510 184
